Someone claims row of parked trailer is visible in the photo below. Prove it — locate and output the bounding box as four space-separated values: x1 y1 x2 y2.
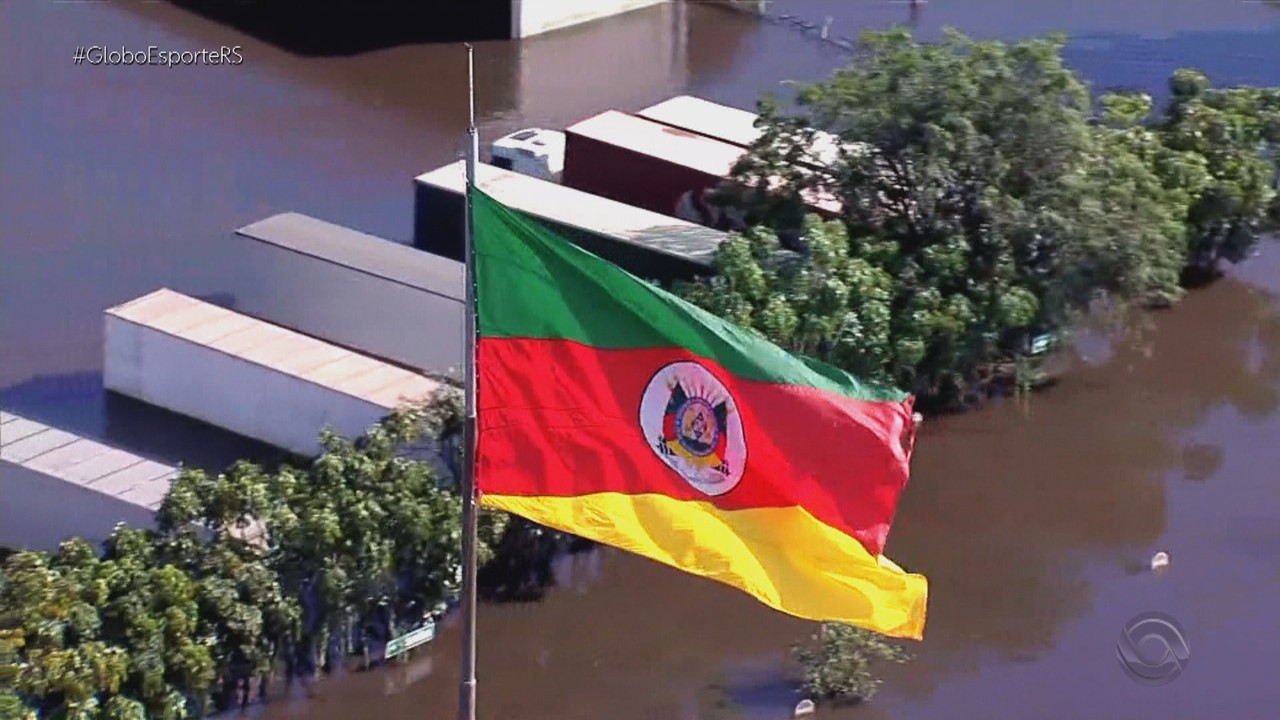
414 159 724 283
145 94 822 454
413 95 845 276
9 96 817 550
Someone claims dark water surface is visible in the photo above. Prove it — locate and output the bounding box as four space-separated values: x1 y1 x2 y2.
3 1 1280 719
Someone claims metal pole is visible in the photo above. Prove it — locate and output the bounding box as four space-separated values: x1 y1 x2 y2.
457 42 481 720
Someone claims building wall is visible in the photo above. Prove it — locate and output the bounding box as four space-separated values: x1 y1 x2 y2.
511 0 666 38
708 0 769 15
511 0 688 125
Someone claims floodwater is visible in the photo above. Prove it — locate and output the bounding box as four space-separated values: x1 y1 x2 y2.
2 1 1280 719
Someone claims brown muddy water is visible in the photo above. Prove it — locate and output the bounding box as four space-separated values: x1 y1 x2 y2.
3 1 1280 719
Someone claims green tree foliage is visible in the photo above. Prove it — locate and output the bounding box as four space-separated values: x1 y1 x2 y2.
152 529 298 711
1159 70 1280 276
1 529 299 719
0 389 519 717
0 624 36 719
792 622 910 705
156 388 510 678
685 29 1279 408
0 547 132 719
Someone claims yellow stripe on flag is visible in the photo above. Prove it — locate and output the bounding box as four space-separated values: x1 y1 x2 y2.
479 492 928 640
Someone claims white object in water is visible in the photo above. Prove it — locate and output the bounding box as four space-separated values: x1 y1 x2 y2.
794 699 816 717
1151 551 1170 573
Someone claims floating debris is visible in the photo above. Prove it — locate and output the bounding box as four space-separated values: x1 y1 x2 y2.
1151 551 1170 573
794 698 816 717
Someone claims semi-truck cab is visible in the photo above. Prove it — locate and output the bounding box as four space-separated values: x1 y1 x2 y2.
489 128 565 183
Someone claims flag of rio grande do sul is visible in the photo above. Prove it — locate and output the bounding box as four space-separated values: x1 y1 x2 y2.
469 187 928 640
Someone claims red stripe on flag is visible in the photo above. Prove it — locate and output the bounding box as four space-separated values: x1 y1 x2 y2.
476 337 915 556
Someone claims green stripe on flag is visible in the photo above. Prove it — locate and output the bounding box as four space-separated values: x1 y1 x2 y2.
471 187 907 403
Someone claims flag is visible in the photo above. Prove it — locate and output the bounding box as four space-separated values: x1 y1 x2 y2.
470 187 928 640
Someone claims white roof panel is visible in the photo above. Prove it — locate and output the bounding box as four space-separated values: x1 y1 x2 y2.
415 160 728 266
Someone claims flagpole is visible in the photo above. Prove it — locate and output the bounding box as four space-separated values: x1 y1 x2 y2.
458 42 481 720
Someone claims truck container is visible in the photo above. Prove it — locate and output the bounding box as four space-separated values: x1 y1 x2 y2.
104 289 442 459
637 95 848 169
226 212 464 378
1 413 173 551
2 411 268 552
414 159 727 285
637 94 764 148
561 110 743 219
564 108 842 227
637 96 852 221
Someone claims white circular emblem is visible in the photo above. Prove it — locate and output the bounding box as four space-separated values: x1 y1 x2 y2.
638 361 747 496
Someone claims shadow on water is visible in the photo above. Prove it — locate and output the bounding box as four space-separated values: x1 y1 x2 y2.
191 291 238 309
168 0 515 56
0 372 105 439
478 519 599 604
102 392 290 472
1180 442 1224 482
714 656 807 720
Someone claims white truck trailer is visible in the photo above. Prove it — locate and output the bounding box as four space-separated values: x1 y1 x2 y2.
104 289 442 459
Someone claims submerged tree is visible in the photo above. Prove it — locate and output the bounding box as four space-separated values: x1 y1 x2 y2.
0 389 532 716
0 533 228 719
157 389 510 679
685 28 1280 409
792 622 911 705
1159 70 1280 279
1086 89 1204 306
698 30 1145 404
0 546 132 719
153 528 298 712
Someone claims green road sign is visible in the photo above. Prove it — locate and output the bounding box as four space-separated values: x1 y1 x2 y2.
386 621 437 660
